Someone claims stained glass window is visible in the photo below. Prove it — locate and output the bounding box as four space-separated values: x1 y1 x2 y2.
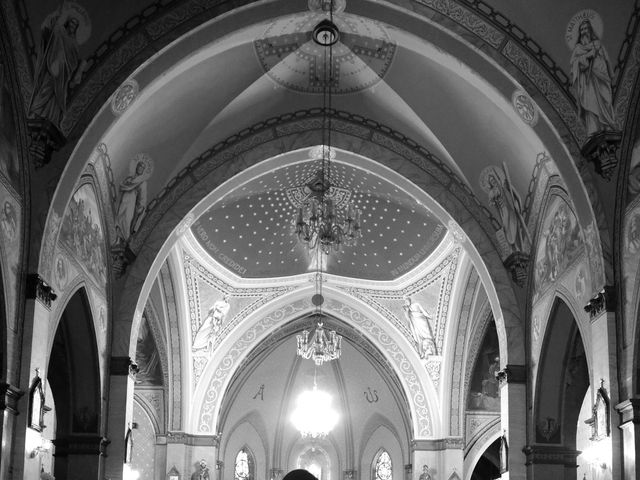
375 451 392 480
235 449 251 480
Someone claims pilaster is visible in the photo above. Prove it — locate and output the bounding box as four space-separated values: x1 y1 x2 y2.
498 364 527 480
616 399 640 480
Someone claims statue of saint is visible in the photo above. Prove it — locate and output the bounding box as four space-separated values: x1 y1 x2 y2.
568 14 617 135
29 3 91 128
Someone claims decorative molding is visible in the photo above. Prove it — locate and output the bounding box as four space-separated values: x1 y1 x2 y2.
26 273 57 309
52 435 110 456
411 437 464 451
497 364 526 386
503 251 529 287
580 131 622 181
584 285 616 319
0 382 24 415
522 445 581 466
616 398 640 424
160 431 220 446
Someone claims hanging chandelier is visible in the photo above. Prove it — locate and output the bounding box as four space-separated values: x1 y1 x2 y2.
292 15 363 255
296 269 342 366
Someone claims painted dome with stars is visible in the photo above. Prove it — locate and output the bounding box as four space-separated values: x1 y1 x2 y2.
191 155 447 281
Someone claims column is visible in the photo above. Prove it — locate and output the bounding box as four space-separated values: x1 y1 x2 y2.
411 437 463 480
12 274 57 480
585 286 622 478
0 382 23 480
103 356 136 480
615 399 640 480
497 364 526 480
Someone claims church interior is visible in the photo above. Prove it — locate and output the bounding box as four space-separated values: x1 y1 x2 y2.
1 0 640 479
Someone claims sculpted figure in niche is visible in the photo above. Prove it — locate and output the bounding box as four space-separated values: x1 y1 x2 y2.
567 12 617 136
418 465 432 480
28 3 90 128
115 154 153 243
479 164 530 254
403 297 437 359
192 460 210 480
193 294 231 352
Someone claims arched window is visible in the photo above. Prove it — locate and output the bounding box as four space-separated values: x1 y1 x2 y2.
235 448 254 480
375 451 392 480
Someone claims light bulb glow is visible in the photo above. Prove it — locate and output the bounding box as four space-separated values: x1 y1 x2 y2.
291 385 339 438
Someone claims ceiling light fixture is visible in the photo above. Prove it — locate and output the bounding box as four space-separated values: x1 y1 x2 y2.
293 8 363 255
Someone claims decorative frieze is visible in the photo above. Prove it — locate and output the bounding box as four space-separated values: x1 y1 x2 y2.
26 274 57 309
160 431 221 447
522 445 580 466
580 131 622 181
584 286 615 319
411 437 464 451
53 435 110 456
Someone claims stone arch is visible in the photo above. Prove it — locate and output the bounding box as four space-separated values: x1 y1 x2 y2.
109 114 523 366
47 287 103 480
533 297 590 451
463 421 501 480
192 286 428 439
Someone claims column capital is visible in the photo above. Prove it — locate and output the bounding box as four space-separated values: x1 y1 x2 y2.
584 285 615 320
522 445 581 466
0 382 24 415
26 273 57 309
497 364 527 386
109 356 138 379
616 398 640 424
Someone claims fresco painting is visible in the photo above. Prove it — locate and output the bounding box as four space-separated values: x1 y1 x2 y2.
0 63 20 187
534 197 582 296
135 315 162 386
59 183 107 285
467 321 500 412
0 186 20 329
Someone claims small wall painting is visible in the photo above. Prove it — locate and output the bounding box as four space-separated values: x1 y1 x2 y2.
534 197 582 295
0 62 20 187
59 183 106 285
467 322 500 411
135 315 162 386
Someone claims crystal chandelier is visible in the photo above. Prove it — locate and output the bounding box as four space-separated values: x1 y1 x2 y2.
296 265 342 365
293 14 363 255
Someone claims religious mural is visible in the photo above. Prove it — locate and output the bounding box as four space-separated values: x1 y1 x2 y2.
0 63 20 187
0 186 21 329
467 322 500 412
59 183 107 285
403 297 437 359
479 164 530 256
533 197 582 296
135 315 163 386
566 9 617 136
28 2 91 129
115 153 154 243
